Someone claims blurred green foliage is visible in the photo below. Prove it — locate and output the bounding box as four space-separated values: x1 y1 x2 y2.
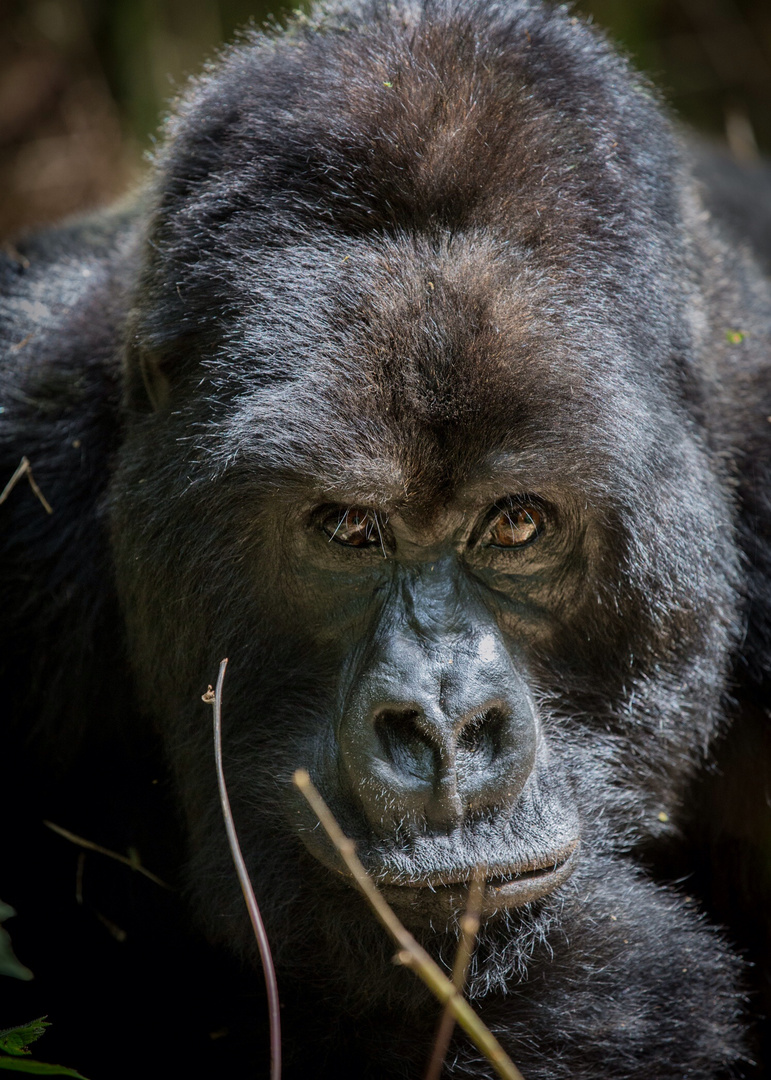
95 0 298 146
580 0 771 148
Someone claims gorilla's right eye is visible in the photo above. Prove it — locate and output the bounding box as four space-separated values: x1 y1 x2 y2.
321 507 385 548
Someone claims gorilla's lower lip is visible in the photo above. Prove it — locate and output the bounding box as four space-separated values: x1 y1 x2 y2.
375 840 580 918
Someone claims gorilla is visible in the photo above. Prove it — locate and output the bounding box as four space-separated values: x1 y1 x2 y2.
2 1 770 1077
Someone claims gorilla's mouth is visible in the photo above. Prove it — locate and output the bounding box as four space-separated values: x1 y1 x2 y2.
375 840 579 921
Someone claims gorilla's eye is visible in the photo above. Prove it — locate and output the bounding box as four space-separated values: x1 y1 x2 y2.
322 506 385 548
486 502 543 548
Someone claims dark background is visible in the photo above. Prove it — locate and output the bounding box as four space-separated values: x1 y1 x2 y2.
0 0 770 238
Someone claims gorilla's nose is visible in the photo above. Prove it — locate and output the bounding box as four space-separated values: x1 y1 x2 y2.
369 700 528 828
339 683 537 832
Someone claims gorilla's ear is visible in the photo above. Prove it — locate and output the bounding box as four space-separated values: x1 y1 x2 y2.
125 341 172 412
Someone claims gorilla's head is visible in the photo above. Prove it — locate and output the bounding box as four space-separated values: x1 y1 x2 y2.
110 0 740 999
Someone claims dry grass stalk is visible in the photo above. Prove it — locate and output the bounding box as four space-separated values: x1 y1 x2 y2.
208 658 282 1080
43 820 169 889
0 456 53 514
293 768 525 1080
424 866 487 1080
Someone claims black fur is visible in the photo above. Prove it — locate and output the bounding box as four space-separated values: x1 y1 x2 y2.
2 2 771 1077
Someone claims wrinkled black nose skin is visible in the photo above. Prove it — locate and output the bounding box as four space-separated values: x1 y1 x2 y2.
338 562 537 832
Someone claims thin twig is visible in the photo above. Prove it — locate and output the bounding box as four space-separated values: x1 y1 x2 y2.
293 769 524 1080
95 911 127 943
10 332 33 351
43 820 170 888
425 866 487 1080
75 852 85 906
209 658 282 1080
0 456 53 514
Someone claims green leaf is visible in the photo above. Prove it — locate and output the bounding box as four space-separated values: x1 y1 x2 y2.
0 1059 88 1077
0 903 33 982
0 1020 49 1057
0 1021 88 1077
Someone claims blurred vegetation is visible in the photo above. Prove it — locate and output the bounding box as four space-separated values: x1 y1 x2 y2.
0 0 770 236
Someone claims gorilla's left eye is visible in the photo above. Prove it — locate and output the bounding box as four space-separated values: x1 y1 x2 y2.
485 502 544 548
322 507 385 548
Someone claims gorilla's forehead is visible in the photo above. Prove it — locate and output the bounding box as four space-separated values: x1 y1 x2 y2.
222 230 669 505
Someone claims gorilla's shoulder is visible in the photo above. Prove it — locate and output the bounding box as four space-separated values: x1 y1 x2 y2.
1 204 139 367
690 142 771 275
0 206 142 745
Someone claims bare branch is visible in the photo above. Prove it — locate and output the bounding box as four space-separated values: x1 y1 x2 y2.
425 866 486 1080
44 820 169 889
0 456 53 514
210 658 282 1080
293 769 525 1080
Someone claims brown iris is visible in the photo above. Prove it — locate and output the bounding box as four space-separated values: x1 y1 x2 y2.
323 507 384 548
487 503 543 548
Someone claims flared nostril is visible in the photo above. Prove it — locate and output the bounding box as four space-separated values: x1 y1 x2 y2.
457 707 508 767
374 708 438 782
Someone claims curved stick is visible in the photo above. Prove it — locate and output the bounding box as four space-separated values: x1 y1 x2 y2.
211 658 282 1080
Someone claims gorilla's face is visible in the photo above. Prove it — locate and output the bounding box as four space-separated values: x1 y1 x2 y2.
291 490 581 924
111 228 740 964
